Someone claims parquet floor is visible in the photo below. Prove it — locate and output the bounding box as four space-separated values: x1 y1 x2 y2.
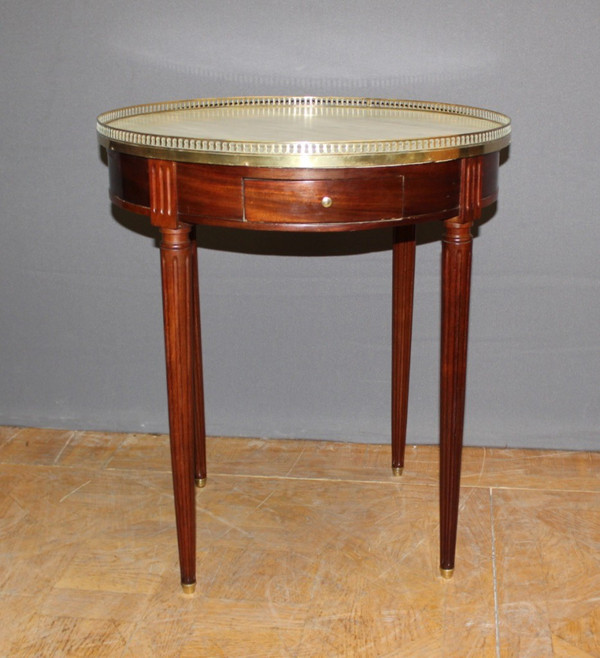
0 426 598 656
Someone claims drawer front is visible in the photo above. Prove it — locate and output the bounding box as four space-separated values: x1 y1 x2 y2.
243 176 404 224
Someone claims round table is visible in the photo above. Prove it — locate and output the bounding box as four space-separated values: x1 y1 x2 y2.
97 96 511 592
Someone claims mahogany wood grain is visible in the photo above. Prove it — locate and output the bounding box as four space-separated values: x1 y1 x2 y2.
439 156 482 574
190 230 207 485
159 226 197 590
107 152 500 232
243 174 404 223
149 163 197 589
149 160 178 229
177 163 243 221
391 225 416 473
108 151 149 212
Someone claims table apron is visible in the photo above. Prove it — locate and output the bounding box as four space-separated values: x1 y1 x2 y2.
107 151 499 230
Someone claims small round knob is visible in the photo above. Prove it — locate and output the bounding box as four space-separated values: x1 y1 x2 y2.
321 196 333 208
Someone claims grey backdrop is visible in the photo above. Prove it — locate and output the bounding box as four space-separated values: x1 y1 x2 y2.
1 1 598 449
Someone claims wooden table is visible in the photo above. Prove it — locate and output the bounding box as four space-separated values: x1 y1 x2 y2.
97 96 511 592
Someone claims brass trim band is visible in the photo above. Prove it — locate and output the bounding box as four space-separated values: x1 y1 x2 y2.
97 96 511 169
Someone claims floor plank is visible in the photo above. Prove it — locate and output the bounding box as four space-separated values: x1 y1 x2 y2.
0 428 598 656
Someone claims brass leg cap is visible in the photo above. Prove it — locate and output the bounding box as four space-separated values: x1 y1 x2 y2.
195 477 207 489
181 582 196 594
440 568 454 580
392 467 403 477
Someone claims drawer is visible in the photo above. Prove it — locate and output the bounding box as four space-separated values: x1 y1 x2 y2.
243 175 404 224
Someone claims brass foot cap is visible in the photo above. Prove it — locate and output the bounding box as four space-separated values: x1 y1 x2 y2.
181 582 196 594
392 467 403 477
195 477 207 489
440 568 454 580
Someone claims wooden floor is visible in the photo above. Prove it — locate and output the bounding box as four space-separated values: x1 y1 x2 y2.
0 427 599 656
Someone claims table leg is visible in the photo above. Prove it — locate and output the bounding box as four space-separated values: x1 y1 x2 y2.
391 225 416 475
160 225 197 593
439 218 473 579
190 229 207 488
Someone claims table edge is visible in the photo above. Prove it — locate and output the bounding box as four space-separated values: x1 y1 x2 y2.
97 96 511 169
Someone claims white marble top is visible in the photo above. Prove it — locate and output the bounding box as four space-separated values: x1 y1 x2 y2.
97 96 511 167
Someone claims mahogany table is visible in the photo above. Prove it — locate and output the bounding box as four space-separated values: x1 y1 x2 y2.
97 96 511 592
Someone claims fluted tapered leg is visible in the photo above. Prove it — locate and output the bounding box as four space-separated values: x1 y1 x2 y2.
391 225 416 475
439 156 482 578
190 230 207 488
439 218 473 577
160 225 197 592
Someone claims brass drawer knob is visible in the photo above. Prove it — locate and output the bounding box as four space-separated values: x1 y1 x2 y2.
321 196 333 208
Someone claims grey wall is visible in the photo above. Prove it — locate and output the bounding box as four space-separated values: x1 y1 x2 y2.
1 1 598 449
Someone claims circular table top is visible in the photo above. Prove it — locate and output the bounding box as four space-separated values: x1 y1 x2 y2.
97 96 511 168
